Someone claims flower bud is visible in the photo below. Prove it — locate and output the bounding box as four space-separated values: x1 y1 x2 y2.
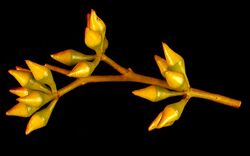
84 27 102 50
8 70 51 94
68 61 93 78
132 85 182 102
165 71 188 91
6 103 39 117
25 99 58 135
148 112 163 131
85 9 107 52
9 87 31 97
154 55 168 78
162 42 186 74
148 98 189 131
87 9 106 33
25 60 57 92
50 49 95 66
17 91 53 107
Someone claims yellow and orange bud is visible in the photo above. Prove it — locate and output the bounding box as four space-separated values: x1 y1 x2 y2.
154 55 168 78
162 42 186 74
9 87 31 97
68 61 93 78
84 27 102 50
132 85 182 102
165 71 188 91
148 98 189 131
25 99 58 135
8 70 51 94
25 60 57 92
6 103 39 117
8 70 33 87
17 91 53 107
148 112 163 131
85 9 107 52
50 49 95 66
87 9 106 33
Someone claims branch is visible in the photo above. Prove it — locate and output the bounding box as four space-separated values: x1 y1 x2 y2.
6 9 242 135
47 54 241 108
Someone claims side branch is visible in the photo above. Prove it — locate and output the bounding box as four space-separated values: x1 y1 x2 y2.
45 64 70 75
101 54 129 74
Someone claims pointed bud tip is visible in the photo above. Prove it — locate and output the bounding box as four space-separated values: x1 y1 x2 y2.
91 9 96 15
154 55 164 64
162 42 167 47
5 111 10 116
9 88 15 93
148 124 156 131
67 72 73 77
25 115 45 135
9 88 30 97
67 71 84 78
50 54 55 58
25 59 31 64
5 105 28 117
154 54 169 77
5 108 19 116
132 86 159 102
50 53 60 61
50 53 66 64
67 61 92 78
154 54 160 60
162 42 171 50
25 127 31 135
25 60 37 68
8 69 14 75
132 90 139 96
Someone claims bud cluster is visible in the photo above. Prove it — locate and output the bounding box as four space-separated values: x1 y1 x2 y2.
8 60 58 135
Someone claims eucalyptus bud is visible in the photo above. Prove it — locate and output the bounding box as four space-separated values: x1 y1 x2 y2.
50 49 95 66
17 91 53 107
25 60 57 92
85 9 107 52
6 103 39 117
148 98 189 131
162 42 186 74
87 9 106 33
148 112 163 131
154 55 168 78
84 27 102 50
132 85 183 102
9 87 31 97
165 71 188 91
25 99 58 135
68 61 93 78
8 70 51 94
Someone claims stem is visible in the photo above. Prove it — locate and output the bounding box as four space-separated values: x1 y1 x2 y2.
101 54 129 74
52 54 241 109
58 79 87 97
57 75 241 108
190 88 241 108
45 64 70 75
58 75 168 97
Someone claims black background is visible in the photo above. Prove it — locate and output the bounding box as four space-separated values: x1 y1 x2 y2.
0 0 249 154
